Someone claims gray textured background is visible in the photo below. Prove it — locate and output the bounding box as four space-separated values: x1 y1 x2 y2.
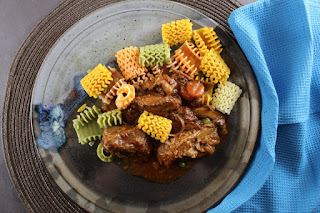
0 0 255 212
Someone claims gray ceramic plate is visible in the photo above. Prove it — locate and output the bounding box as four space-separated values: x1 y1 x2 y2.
31 0 260 212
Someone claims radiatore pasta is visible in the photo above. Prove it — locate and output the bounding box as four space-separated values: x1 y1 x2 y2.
103 78 126 104
115 47 148 80
80 63 113 98
138 111 172 143
162 19 193 47
73 105 101 129
151 65 163 78
198 50 230 85
193 27 222 57
170 41 202 78
73 105 103 145
212 81 242 115
97 109 122 128
139 44 171 67
97 143 114 162
115 84 135 110
131 72 157 91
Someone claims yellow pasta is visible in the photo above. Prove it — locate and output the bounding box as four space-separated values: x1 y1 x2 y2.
115 84 135 110
137 111 172 143
193 27 222 57
212 81 242 115
202 94 213 106
80 63 113 98
201 83 215 108
198 50 230 85
115 47 148 80
162 19 193 47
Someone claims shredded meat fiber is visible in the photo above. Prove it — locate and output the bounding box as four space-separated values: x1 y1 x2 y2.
157 124 220 167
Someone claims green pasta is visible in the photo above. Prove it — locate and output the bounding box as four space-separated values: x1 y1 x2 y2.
74 121 104 145
97 109 122 128
139 44 170 67
73 105 104 145
97 143 114 162
73 105 101 129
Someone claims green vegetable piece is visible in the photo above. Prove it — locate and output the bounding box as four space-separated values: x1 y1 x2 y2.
179 162 186 168
97 143 114 162
198 71 205 77
202 118 211 124
77 104 87 112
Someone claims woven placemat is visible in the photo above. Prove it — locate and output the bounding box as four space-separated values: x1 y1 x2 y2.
2 0 242 212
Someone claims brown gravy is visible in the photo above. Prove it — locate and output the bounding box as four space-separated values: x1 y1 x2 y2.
117 157 198 183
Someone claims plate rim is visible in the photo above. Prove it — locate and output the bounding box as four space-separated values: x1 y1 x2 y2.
31 1 261 212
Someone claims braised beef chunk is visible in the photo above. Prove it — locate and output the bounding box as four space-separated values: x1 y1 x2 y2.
194 107 228 137
130 94 182 116
102 125 152 161
102 99 117 112
157 125 220 167
156 74 178 96
171 72 190 90
122 107 141 125
170 106 201 134
189 97 205 108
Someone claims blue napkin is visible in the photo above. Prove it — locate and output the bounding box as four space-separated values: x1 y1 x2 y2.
209 0 320 212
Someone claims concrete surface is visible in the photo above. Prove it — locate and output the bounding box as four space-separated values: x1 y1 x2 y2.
0 0 255 212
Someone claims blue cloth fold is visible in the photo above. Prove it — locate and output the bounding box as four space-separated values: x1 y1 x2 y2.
209 0 320 212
